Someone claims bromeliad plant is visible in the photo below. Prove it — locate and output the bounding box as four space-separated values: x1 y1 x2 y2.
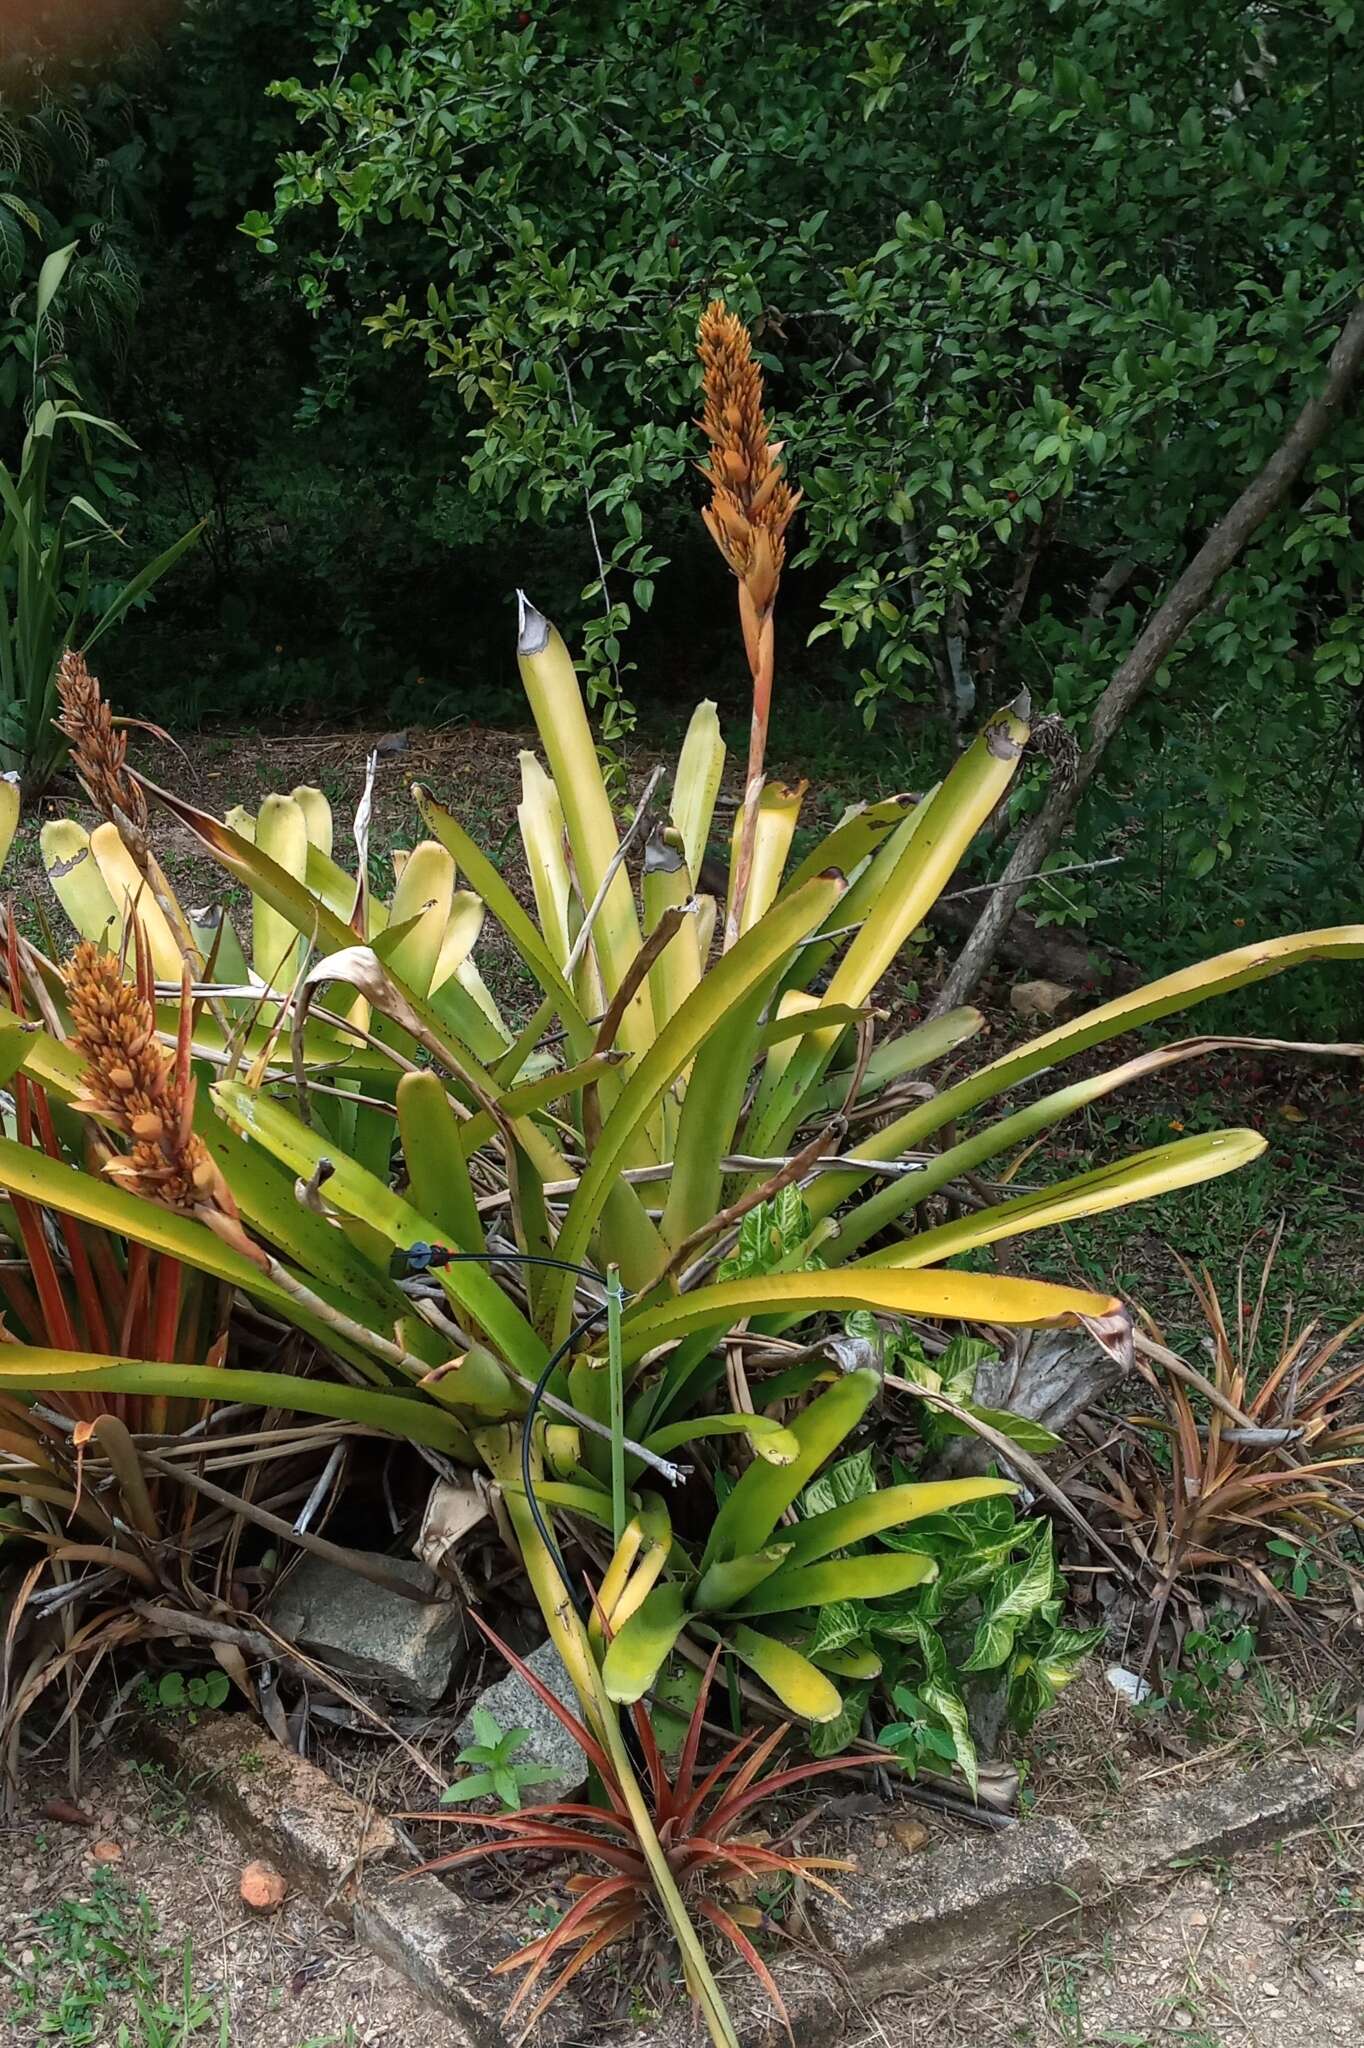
407 1626 880 2043
595 1365 1016 1723
1084 1234 1364 1655
0 301 1361 2038
1 310 1361 1704
0 921 436 1794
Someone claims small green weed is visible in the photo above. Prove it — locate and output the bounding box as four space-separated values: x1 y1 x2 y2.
878 1684 964 1777
3 1868 228 2046
1265 1534 1328 1601
1038 1953 1086 2044
138 1670 231 1722
439 1711 559 1811
1140 1610 1258 1739
128 1761 212 1840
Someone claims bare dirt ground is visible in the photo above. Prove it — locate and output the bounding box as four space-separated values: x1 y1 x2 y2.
1 1741 1360 2048
866 1657 1364 2048
0 1754 431 2047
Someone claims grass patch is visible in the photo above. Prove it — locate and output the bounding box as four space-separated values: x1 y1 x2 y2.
1027 1152 1363 1338
3 1868 229 2047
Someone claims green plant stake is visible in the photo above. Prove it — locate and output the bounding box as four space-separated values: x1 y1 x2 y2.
607 1263 627 1550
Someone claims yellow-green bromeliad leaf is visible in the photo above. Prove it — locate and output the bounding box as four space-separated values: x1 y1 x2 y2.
0 1348 473 1456
620 1268 1125 1370
726 1625 844 1723
601 1582 689 1704
860 1130 1266 1273
548 871 848 1339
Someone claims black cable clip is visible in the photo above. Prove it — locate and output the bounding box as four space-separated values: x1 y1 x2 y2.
393 1239 456 1278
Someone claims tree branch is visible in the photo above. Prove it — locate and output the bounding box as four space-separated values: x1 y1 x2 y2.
933 294 1364 1014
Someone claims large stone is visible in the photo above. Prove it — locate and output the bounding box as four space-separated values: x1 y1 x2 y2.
453 1638 588 1806
268 1555 465 1706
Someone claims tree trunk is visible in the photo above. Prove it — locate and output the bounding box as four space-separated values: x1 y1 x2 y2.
933 295 1364 1015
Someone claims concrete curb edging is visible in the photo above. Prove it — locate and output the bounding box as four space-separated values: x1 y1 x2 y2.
143 1710 398 1905
153 1714 1364 2046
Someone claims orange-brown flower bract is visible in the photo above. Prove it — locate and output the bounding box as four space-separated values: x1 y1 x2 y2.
697 300 799 633
64 938 251 1251
697 299 801 949
55 651 148 833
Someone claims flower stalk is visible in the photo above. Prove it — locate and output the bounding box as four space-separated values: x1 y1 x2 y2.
64 936 255 1265
697 302 799 948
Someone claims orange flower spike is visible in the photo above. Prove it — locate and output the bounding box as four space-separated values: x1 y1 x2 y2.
697 299 800 947
63 940 251 1246
55 650 148 833
696 300 799 607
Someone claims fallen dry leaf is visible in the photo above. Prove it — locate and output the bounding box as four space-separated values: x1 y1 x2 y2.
240 1858 287 1912
892 1819 929 1854
415 1474 490 1573
40 1797 94 1829
90 1839 123 1863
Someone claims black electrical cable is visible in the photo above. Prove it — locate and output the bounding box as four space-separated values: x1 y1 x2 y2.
518 1302 614 1629
392 1243 616 1289
392 1242 633 1628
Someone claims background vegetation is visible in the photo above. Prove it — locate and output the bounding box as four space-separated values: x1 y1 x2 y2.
2 0 1362 1023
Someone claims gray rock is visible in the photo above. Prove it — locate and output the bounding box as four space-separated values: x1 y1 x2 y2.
454 1638 588 1806
268 1555 465 1706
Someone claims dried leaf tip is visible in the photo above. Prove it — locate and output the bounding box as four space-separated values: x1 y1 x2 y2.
697 300 800 621
516 590 550 657
55 652 148 833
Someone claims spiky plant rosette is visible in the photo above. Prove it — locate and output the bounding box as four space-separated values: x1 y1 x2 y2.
405 1624 884 2041
1087 1232 1364 1655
